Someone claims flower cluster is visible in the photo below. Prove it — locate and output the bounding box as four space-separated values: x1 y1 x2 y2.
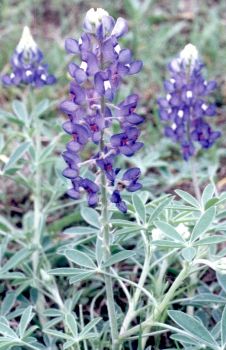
61 8 143 212
158 44 221 160
2 26 56 87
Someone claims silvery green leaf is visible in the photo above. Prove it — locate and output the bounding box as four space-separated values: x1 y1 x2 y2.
170 333 199 346
221 305 226 347
18 306 34 339
3 142 31 173
154 221 185 243
148 196 172 224
65 313 78 338
181 247 196 262
190 207 216 242
69 272 94 284
193 235 226 246
81 207 100 228
168 311 218 347
102 250 135 268
175 190 200 209
63 226 98 235
152 240 183 248
48 268 87 276
132 193 146 223
65 250 96 269
0 292 16 316
1 249 30 273
12 100 28 123
79 317 101 337
31 99 50 119
0 321 18 338
201 183 215 207
217 273 226 293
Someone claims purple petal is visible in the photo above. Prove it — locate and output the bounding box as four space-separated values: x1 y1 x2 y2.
63 167 78 179
67 188 81 200
60 100 77 113
65 38 79 54
127 182 142 192
123 168 141 181
74 68 87 84
112 17 128 38
118 49 132 63
129 61 143 75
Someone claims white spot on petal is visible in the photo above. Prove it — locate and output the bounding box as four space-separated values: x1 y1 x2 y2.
80 61 88 71
26 70 32 77
186 91 193 98
114 44 121 54
178 110 184 118
201 103 208 111
41 74 46 81
166 93 171 101
172 123 177 130
104 80 111 91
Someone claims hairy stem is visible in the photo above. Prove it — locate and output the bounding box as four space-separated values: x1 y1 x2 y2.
100 96 119 348
190 154 201 202
119 244 152 337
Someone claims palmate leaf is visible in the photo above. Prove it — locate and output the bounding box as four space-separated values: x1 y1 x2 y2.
168 311 218 348
79 317 101 338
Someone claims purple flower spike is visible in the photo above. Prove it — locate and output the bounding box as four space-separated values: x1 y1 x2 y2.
158 43 220 160
2 26 56 88
62 8 143 210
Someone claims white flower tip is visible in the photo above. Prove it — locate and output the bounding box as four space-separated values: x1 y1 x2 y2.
85 8 109 28
180 43 199 67
17 26 37 53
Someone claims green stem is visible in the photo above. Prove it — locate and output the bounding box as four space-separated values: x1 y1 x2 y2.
190 157 201 201
119 245 152 337
32 120 41 274
120 263 189 340
100 97 118 348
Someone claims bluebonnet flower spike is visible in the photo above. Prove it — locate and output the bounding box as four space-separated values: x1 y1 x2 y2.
2 26 56 87
158 43 221 160
61 8 144 212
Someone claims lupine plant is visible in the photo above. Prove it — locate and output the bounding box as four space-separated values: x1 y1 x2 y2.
0 4 226 350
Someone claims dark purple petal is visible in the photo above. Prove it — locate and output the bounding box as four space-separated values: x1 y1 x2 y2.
123 167 141 181
127 182 142 192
